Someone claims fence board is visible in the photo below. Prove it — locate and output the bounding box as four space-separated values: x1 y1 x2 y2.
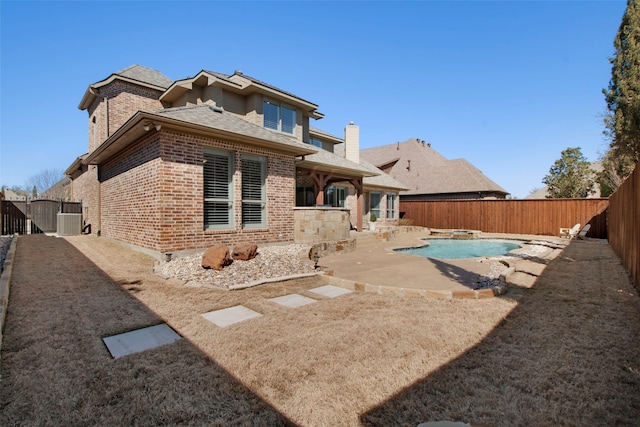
608 165 640 289
1 200 82 235
399 199 609 238
1 201 27 235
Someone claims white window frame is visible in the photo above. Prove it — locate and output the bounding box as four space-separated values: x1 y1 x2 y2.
325 185 347 207
386 193 397 220
263 100 296 135
369 191 382 221
241 154 267 229
203 148 234 230
308 138 323 148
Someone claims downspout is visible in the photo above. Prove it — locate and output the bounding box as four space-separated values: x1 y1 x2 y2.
89 87 108 236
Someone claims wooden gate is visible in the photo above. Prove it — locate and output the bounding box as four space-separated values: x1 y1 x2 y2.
1 200 82 235
1 200 27 235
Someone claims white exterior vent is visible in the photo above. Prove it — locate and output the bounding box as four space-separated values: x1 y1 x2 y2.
57 213 83 236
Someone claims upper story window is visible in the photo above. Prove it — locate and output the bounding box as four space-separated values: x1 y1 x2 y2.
264 100 296 135
308 138 323 148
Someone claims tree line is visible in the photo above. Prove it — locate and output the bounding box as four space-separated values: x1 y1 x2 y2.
543 0 639 199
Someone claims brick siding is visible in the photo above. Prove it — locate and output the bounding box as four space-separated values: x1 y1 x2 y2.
98 130 296 254
86 81 166 153
69 166 99 230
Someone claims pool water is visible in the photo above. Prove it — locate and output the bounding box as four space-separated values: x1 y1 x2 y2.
395 239 522 259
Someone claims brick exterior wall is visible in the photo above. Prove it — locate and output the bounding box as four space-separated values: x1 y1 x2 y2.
100 134 163 250
98 130 296 254
87 81 166 153
69 166 99 231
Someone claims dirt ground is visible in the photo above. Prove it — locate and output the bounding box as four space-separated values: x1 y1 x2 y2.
1 234 639 426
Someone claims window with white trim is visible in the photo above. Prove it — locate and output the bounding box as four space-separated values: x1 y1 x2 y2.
308 138 323 148
325 185 347 207
203 149 234 229
242 154 267 228
264 100 296 135
386 193 397 220
369 192 381 221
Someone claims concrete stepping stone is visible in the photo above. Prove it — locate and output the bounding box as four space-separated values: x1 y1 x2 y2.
269 294 317 308
308 285 353 298
202 305 262 328
102 323 181 359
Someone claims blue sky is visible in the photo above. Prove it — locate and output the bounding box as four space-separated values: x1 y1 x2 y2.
0 0 628 198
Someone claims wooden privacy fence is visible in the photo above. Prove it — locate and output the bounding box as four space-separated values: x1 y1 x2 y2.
1 201 27 235
1 200 82 235
608 165 640 289
400 198 610 239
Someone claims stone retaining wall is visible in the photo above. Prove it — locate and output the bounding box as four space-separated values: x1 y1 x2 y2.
294 207 356 258
293 207 351 244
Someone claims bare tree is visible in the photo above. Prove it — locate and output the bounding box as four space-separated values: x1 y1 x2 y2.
25 169 64 198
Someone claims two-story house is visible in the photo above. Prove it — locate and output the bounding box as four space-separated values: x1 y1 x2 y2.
66 65 406 258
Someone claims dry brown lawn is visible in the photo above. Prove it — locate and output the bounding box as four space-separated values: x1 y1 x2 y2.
1 234 639 426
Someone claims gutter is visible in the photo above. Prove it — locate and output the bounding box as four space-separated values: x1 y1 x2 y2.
84 111 317 166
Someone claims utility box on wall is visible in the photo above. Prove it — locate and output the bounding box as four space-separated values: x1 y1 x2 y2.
57 213 82 236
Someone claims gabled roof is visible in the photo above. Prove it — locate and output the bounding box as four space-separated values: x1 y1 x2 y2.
309 126 344 145
1 188 24 201
64 153 89 178
296 148 378 178
114 65 173 88
225 70 317 108
84 104 317 165
360 138 508 196
360 158 409 190
78 65 173 110
161 69 324 119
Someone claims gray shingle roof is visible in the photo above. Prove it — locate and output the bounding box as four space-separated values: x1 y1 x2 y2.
150 104 316 155
309 126 342 142
221 70 318 107
297 148 378 177
360 158 409 190
360 138 508 196
114 65 173 89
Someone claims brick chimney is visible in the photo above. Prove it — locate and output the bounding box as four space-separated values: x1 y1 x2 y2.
344 121 359 164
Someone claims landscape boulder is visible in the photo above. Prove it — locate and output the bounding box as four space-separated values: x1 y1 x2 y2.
232 243 258 261
202 245 232 271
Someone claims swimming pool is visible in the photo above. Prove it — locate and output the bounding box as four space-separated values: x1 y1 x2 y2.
395 239 523 259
